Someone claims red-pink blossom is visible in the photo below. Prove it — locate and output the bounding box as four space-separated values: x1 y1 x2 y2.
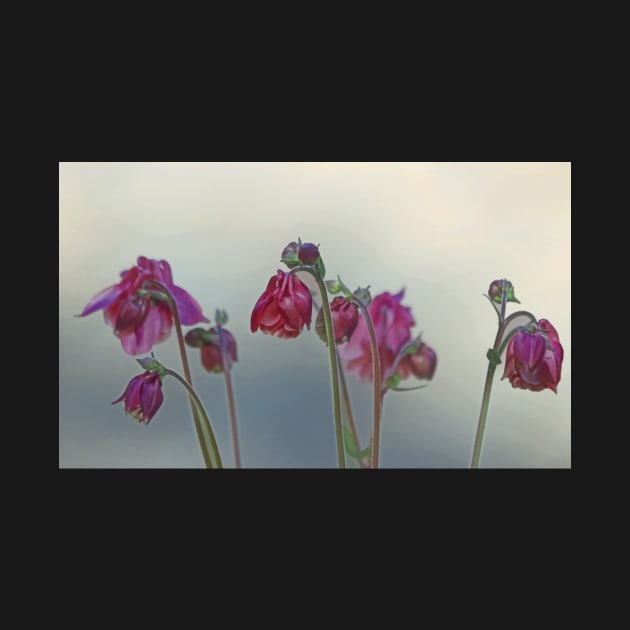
502 319 563 393
185 327 238 373
251 270 312 339
338 290 415 383
79 256 208 355
112 371 164 424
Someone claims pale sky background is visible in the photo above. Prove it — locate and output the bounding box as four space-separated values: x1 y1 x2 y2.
59 162 571 468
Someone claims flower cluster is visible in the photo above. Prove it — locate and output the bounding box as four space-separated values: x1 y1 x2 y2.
79 251 564 470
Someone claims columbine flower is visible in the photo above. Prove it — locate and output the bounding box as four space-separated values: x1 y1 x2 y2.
315 297 359 344
251 269 312 339
78 256 208 355
502 318 564 393
403 342 438 381
112 371 164 424
185 327 238 373
338 290 415 383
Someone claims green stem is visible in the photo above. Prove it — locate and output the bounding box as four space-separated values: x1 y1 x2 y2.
471 362 496 468
164 369 223 469
355 301 382 469
336 349 368 469
218 326 242 468
148 280 215 469
290 266 345 468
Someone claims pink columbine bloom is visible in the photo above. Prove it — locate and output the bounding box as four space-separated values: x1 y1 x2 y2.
338 290 415 383
250 269 312 339
502 318 564 393
79 256 208 355
112 371 164 424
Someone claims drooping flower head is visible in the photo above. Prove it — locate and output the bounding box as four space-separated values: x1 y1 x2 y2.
315 296 359 345
112 371 164 424
338 290 415 383
79 256 208 355
185 327 238 373
502 318 564 393
251 269 312 339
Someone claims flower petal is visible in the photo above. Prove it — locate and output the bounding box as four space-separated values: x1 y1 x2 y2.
169 284 209 325
79 285 123 317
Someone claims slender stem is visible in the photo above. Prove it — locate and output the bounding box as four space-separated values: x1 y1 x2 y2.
336 349 368 469
164 369 223 469
218 326 242 468
290 266 345 468
148 280 215 468
471 363 496 468
355 301 382 469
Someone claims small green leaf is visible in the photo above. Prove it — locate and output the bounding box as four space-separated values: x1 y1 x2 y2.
358 447 371 459
487 348 502 366
386 372 402 389
342 426 360 458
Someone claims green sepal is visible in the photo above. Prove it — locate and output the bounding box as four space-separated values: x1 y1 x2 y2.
325 279 343 294
386 372 402 389
136 355 166 378
314 256 326 279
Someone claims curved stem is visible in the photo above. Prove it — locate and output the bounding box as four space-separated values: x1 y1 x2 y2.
148 280 215 468
218 326 242 468
354 301 382 469
164 369 223 469
290 266 345 468
470 292 536 468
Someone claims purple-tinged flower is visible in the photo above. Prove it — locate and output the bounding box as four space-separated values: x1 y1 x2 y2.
251 270 312 339
185 327 238 373
315 297 359 344
79 256 208 355
112 371 164 424
502 318 564 393
338 290 415 383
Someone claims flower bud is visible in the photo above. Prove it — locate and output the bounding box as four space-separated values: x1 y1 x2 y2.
315 297 360 345
280 242 300 268
405 343 437 381
297 242 321 266
488 279 520 304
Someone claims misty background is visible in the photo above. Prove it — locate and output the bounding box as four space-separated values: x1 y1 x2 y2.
59 162 571 468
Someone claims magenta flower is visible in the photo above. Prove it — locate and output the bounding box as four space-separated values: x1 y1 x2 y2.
185 327 238 373
315 297 359 344
112 371 164 424
79 256 208 355
338 290 415 383
251 270 312 339
502 318 564 393
403 342 438 381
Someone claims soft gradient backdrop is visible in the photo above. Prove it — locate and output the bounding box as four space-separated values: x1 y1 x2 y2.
59 162 571 468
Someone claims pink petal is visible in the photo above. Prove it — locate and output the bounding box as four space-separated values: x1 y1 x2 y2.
79 285 123 317
169 284 209 325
